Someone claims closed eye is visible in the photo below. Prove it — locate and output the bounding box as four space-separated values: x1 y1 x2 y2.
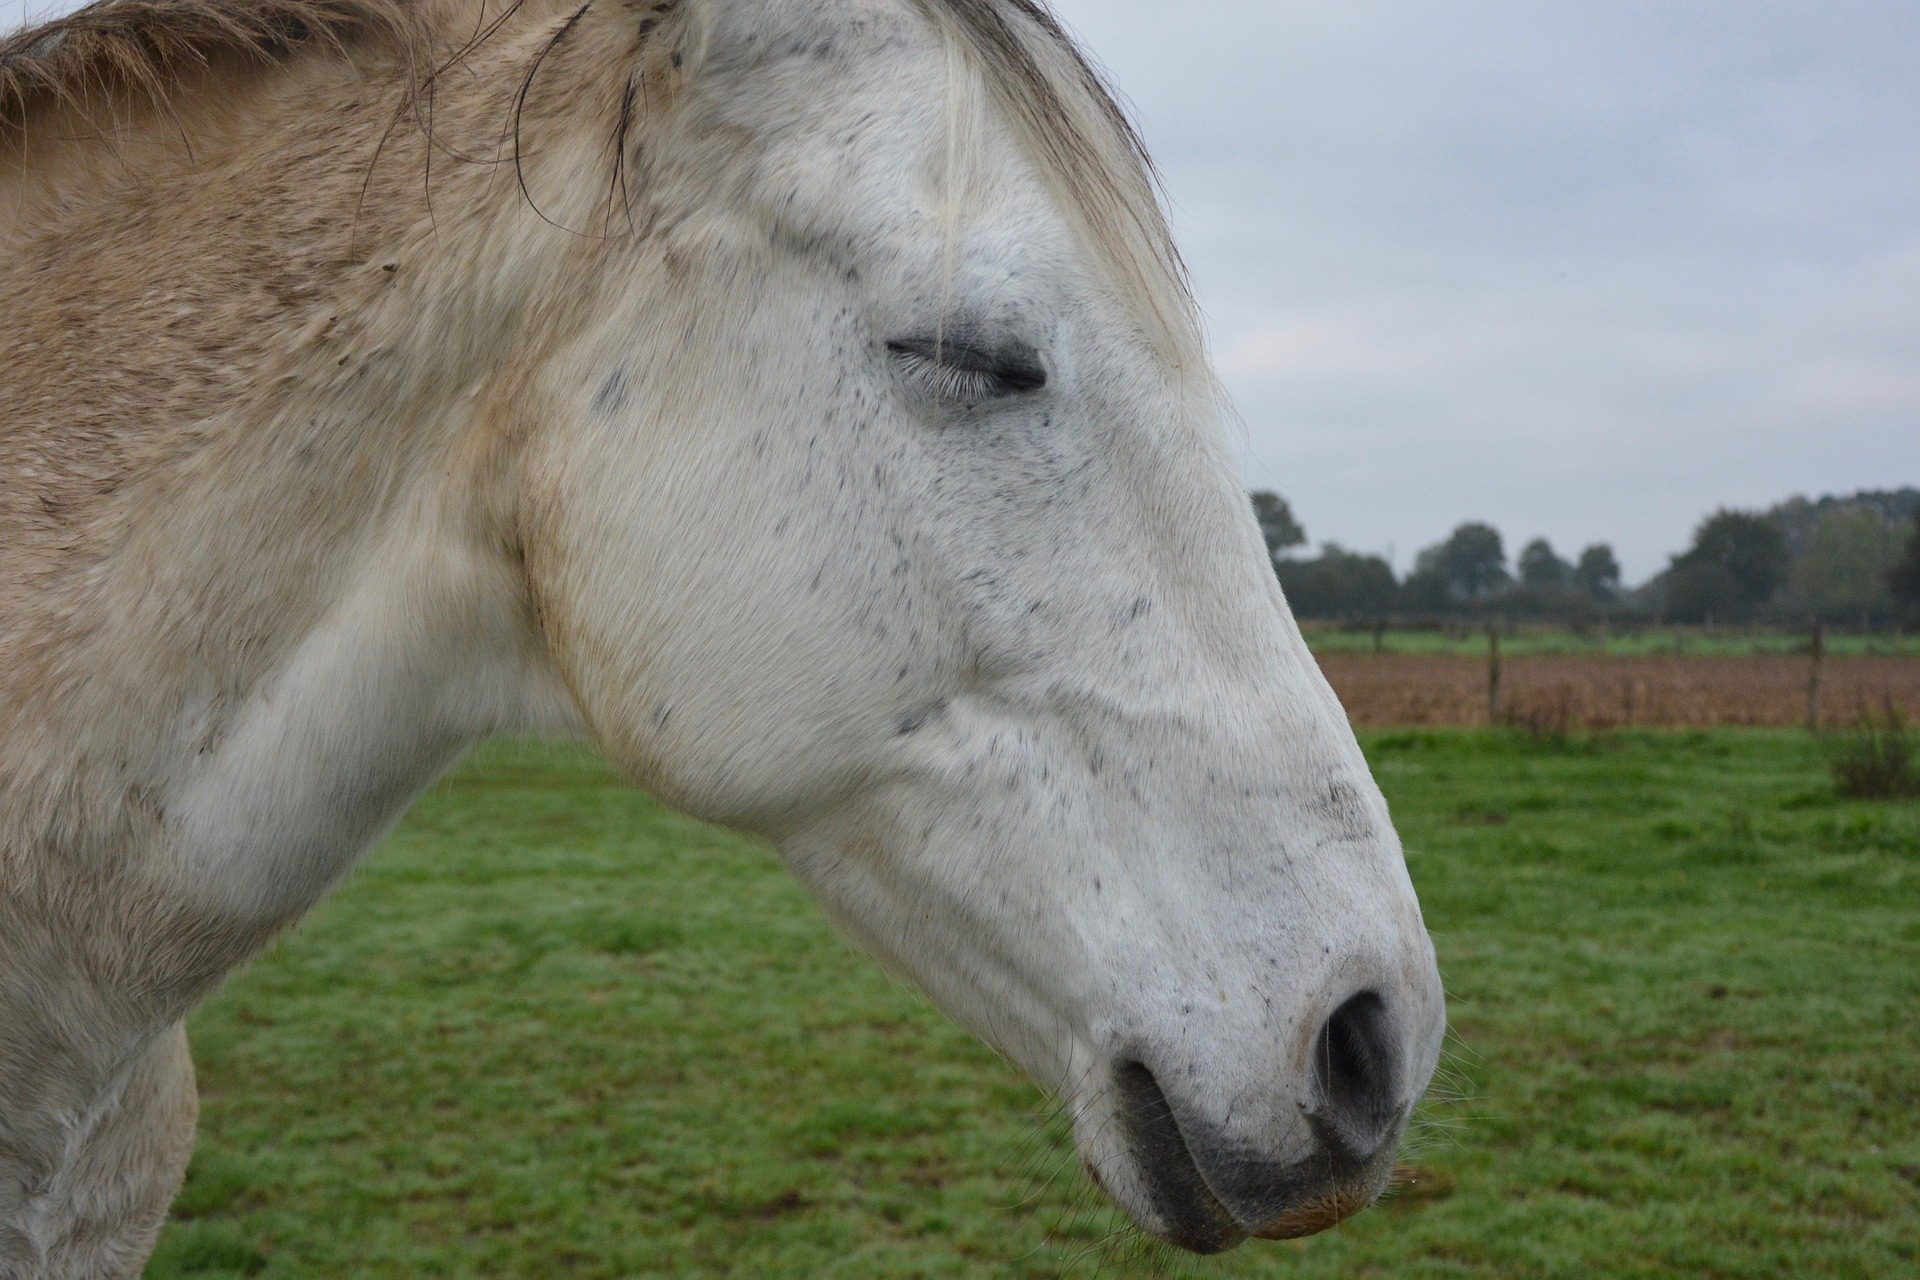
886 335 1048 402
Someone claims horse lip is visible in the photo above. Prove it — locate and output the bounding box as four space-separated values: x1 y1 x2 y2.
1112 1063 1403 1251
1246 1181 1381 1240
1227 1110 1404 1240
1111 1061 1246 1253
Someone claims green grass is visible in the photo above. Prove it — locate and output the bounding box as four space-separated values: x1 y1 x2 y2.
150 733 1919 1278
1301 623 1920 658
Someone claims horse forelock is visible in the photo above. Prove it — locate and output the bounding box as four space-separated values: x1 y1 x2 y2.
914 0 1198 363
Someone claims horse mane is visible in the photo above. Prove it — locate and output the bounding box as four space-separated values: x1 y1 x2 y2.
0 0 1195 346
0 0 424 135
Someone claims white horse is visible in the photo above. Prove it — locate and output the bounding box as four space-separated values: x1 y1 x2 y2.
0 0 1444 1273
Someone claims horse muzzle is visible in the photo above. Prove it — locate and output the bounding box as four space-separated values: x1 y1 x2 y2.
1089 989 1419 1254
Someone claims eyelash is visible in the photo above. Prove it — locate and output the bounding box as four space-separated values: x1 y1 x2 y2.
885 338 1048 403
888 347 1018 402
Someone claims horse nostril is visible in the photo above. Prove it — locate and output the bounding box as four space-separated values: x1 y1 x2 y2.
1312 991 1401 1156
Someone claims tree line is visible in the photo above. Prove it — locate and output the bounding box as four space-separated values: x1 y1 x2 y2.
1253 487 1920 627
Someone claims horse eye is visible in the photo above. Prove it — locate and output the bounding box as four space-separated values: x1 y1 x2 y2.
886 335 1048 401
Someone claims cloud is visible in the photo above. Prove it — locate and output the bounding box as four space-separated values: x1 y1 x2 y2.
1050 0 1920 577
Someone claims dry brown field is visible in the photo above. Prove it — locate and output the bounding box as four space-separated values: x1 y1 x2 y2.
1317 653 1920 729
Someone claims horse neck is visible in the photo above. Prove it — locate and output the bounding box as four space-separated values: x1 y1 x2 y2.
0 0 623 855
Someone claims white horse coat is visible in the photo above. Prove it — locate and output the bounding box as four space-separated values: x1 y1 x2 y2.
0 1 1444 1273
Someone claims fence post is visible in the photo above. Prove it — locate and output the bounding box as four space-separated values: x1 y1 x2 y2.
1488 626 1502 725
1806 619 1824 734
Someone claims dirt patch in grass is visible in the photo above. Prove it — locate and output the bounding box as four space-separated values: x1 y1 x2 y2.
1318 653 1920 729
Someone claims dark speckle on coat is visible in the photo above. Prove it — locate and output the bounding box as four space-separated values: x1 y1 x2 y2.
896 698 946 737
1313 779 1376 844
592 369 630 416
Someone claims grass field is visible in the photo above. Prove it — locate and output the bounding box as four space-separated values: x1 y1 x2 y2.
150 732 1919 1279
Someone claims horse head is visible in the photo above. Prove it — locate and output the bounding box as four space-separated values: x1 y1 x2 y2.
519 0 1445 1250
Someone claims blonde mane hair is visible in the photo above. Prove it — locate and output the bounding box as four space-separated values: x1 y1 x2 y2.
0 0 423 129
1 0 1194 352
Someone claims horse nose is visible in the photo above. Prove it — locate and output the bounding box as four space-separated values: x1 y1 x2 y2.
1216 990 1412 1242
1311 989 1403 1159
1107 987 1420 1250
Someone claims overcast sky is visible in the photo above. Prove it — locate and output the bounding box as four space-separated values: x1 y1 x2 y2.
8 1 1916 580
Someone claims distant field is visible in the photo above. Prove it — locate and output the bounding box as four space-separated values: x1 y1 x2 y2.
1319 653 1920 729
1301 624 1920 659
151 734 1918 1279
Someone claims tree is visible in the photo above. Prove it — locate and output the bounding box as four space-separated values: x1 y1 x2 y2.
1275 544 1399 619
1249 491 1306 565
1398 565 1453 614
1413 522 1510 602
1769 487 1920 558
1517 538 1571 591
1572 544 1621 601
1891 516 1920 617
1660 559 1740 624
1663 509 1786 621
1790 506 1896 620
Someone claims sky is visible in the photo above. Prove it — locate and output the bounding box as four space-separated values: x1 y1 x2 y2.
7 1 1917 581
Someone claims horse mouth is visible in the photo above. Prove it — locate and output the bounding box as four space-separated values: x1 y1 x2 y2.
1111 1060 1246 1253
1110 1060 1387 1253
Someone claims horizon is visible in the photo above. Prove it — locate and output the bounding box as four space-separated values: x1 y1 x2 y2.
1266 481 1920 591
